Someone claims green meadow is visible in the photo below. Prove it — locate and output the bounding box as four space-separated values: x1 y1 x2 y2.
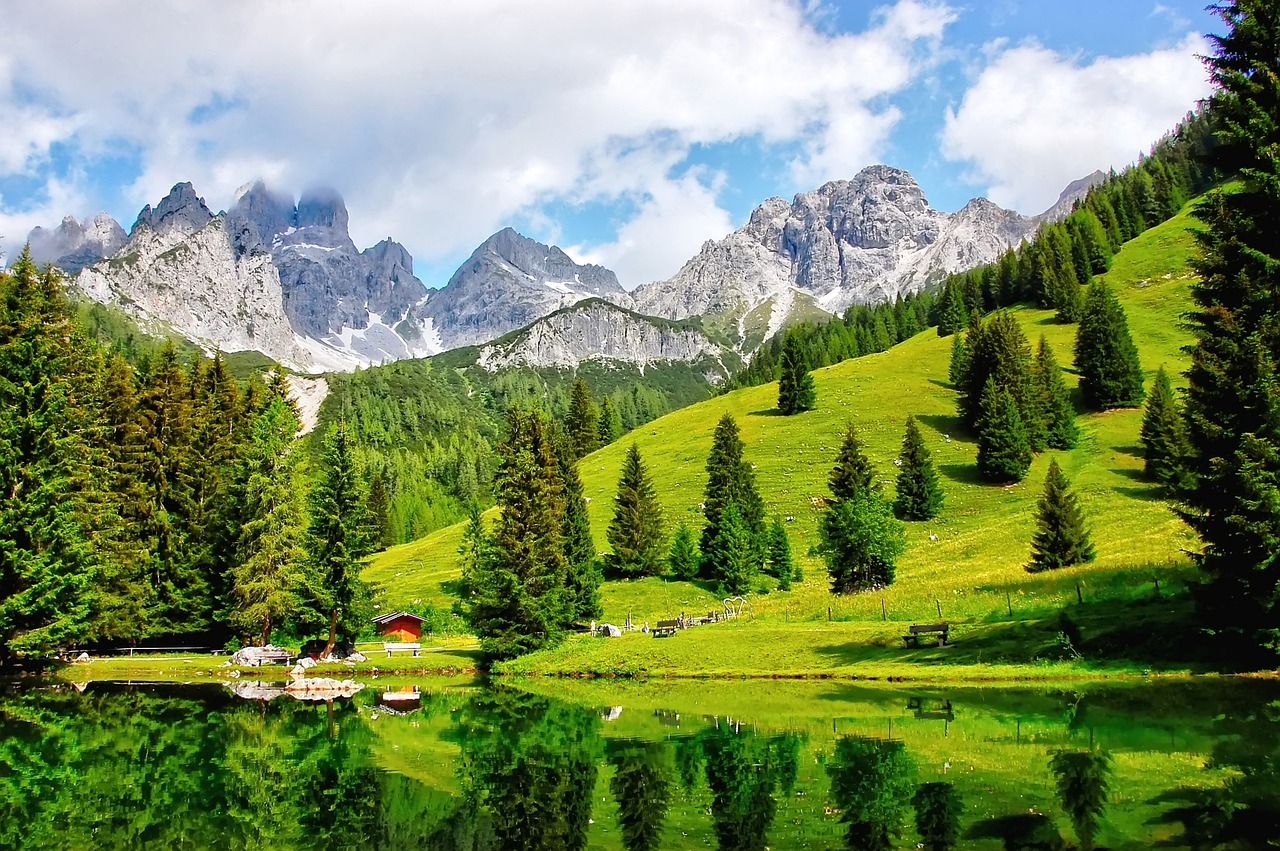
364 203 1210 677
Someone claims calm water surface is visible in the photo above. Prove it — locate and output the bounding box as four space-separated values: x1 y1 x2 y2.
0 677 1277 849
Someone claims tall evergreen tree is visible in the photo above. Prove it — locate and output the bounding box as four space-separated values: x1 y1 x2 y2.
556 427 601 622
667 522 700 581
365 470 393 551
1179 0 1280 646
820 494 905 594
766 517 795 590
466 408 569 662
1026 459 1095 572
1141 366 1189 490
609 743 673 851
597 396 623 445
777 331 816 414
566 376 599 459
977 379 1033 483
829 422 878 503
704 503 755 595
894 416 944 520
700 414 764 579
948 328 967 387
232 397 308 646
958 312 1041 448
1049 750 1112 851
0 253 95 661
606 444 667 578
913 782 964 851
306 418 372 657
1033 335 1080 450
1075 282 1145 409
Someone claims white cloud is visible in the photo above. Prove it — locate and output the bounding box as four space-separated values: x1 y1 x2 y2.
941 33 1212 214
0 0 952 286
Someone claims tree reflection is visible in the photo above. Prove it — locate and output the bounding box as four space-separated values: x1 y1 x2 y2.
912 781 963 851
1048 749 1111 850
825 735 916 851
608 740 673 851
965 812 1065 850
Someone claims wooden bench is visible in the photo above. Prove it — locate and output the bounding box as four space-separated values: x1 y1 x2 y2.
902 623 950 647
652 619 681 638
383 642 421 657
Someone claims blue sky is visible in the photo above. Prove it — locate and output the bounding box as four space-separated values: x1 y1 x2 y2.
0 1 1215 288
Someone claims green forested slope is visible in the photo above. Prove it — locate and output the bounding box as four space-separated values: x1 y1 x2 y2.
366 202 1202 631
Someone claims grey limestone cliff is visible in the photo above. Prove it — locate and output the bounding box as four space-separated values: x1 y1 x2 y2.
24 212 127 274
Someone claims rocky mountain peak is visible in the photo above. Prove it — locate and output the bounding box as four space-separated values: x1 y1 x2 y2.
231 180 296 244
24 212 126 274
132 182 213 236
296 186 349 233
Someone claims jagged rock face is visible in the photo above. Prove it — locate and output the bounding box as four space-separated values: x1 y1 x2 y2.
476 299 725 375
77 199 308 369
423 227 629 349
133 181 213 236
1038 170 1107 222
24 213 127 274
633 164 1080 344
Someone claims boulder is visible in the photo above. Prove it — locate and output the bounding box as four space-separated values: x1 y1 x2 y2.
228 644 290 667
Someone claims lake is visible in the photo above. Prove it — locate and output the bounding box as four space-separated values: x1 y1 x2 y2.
0 676 1276 849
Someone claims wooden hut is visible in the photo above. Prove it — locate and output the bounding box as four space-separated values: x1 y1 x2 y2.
371 611 427 642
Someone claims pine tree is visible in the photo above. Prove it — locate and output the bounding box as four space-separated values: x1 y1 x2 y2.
1075 282 1145 409
1033 336 1080 450
1179 1 1280 646
948 329 967 387
232 397 308 646
556 427 601 622
704 503 754 595
306 418 372 657
977 379 1032 483
566 376 599 459
821 493 906 594
0 252 95 660
894 416 943 520
913 782 964 851
597 395 623 445
1026 459 1095 572
777 331 816 415
667 522 700 581
1050 750 1112 851
466 408 569 662
958 312 1040 447
606 444 667 578
700 414 764 579
366 471 394 550
766 517 794 590
456 503 491 603
829 422 878 503
1140 366 1189 490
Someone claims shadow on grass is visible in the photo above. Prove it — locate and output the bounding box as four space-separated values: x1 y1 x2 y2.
1113 443 1145 459
915 413 968 440
939 462 986 486
748 408 787 417
927 378 954 390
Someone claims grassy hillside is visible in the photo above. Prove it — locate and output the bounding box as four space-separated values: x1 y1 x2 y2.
365 203 1204 670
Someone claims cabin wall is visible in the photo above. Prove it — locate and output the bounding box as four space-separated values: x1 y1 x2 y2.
378 618 422 642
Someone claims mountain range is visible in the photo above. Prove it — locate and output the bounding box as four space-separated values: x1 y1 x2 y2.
23 167 1100 374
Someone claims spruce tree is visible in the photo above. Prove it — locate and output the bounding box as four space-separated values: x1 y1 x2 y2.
700 414 764 578
821 493 905 593
704 503 754 595
566 376 599 459
467 407 569 662
1026 459 1095 572
1179 0 1280 644
777 331 816 415
894 416 943 520
1034 336 1080 450
305 418 372 657
913 782 964 851
606 444 668 579
977 379 1032 483
1075 282 1145 409
456 503 490 603
1140 366 1188 490
597 395 623 445
958 311 1040 448
948 329 967 387
829 422 878 503
766 517 794 590
556 427 601 622
667 522 700 581
366 471 394 550
232 397 308 646
0 252 95 660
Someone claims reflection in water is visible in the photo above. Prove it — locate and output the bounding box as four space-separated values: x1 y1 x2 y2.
1048 750 1111 851
607 740 673 851
1 680 1279 849
912 781 964 851
826 735 916 850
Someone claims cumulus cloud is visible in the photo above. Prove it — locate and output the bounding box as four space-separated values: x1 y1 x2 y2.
0 0 952 286
941 34 1212 214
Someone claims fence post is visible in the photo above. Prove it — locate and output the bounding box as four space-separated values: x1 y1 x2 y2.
936 599 943 619
1076 583 1083 604
827 606 832 622
1154 577 1161 598
1006 591 1013 617
880 598 887 621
